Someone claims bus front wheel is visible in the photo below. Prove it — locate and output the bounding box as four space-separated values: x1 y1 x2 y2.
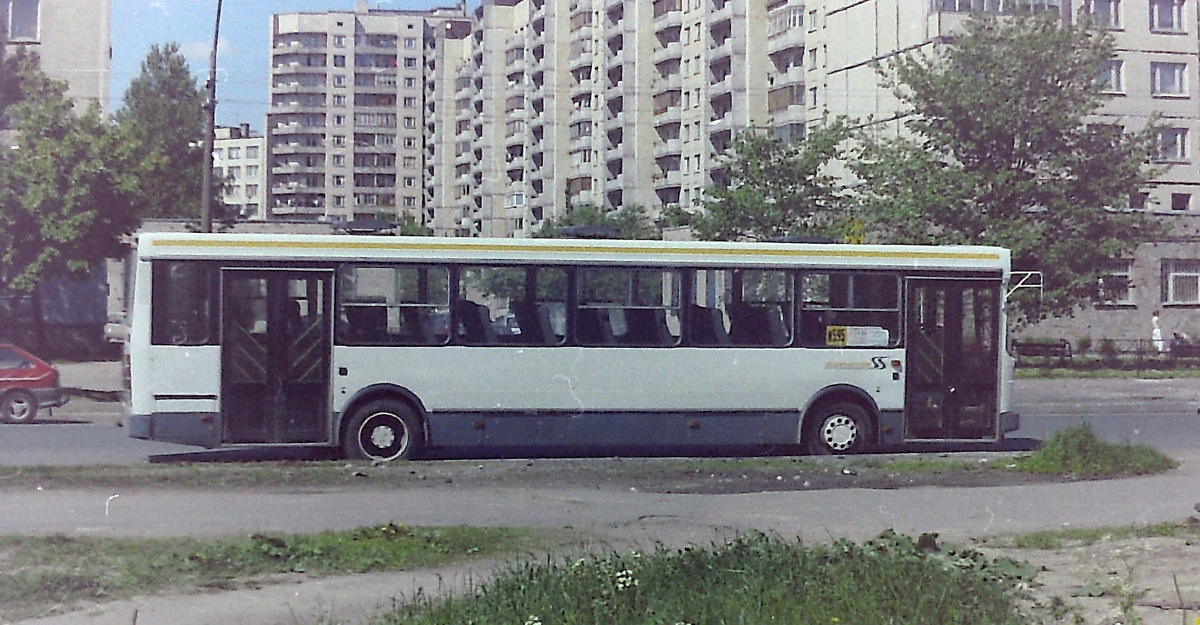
344 400 423 462
805 402 871 455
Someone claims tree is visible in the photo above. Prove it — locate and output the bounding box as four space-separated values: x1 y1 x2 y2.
0 54 139 292
112 43 208 219
536 202 658 239
686 122 853 241
853 13 1162 321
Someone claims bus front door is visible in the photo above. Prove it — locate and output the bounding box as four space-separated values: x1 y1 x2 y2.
904 280 1000 440
221 270 333 445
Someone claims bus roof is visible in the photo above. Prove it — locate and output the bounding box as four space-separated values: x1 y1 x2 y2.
135 232 1010 273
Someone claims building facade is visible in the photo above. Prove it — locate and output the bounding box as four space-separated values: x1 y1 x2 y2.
1 0 111 113
266 2 470 222
214 125 268 221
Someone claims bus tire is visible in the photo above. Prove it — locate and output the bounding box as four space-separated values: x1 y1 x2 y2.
1 391 38 424
805 402 871 455
344 399 423 462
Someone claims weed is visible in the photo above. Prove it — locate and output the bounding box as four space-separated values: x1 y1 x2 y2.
1013 423 1178 478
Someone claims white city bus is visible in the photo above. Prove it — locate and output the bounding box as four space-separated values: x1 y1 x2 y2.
123 232 1019 461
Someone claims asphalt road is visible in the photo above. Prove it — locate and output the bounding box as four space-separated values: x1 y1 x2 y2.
2 365 1199 465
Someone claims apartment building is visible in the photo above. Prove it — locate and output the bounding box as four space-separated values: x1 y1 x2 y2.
214 125 268 221
423 0 780 237
1 0 110 146
798 0 1200 344
266 2 469 222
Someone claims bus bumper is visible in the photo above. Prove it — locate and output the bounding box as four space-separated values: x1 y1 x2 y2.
127 412 220 448
999 411 1020 434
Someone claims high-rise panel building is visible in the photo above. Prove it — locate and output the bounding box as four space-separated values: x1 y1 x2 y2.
266 2 469 222
215 125 268 221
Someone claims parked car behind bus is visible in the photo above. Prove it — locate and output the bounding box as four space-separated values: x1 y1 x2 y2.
0 344 67 423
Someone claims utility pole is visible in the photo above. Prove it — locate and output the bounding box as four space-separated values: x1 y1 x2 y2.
199 0 224 233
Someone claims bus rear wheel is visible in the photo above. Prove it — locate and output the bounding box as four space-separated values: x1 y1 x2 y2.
344 400 423 462
805 402 871 455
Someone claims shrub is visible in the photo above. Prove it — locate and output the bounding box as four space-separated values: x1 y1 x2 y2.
1015 423 1178 477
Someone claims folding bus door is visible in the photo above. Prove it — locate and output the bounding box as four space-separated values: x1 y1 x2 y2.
904 279 1000 440
221 270 333 445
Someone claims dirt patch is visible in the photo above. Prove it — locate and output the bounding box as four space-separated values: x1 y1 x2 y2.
982 532 1200 625
352 454 1071 495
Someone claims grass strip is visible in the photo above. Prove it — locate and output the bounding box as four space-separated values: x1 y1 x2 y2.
0 524 544 622
1011 423 1179 477
379 531 1036 625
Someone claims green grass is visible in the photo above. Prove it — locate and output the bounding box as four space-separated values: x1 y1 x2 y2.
1011 423 1179 477
995 519 1200 550
376 531 1037 625
0 524 552 622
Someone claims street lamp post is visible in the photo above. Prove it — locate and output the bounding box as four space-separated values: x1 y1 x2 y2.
199 0 224 233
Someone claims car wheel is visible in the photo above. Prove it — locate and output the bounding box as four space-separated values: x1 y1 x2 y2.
805 402 871 455
343 399 423 462
1 391 38 424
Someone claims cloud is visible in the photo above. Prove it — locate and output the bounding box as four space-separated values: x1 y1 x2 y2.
149 0 170 16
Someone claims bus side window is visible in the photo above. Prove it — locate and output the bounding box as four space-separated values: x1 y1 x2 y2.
150 261 215 346
800 271 899 348
337 265 450 346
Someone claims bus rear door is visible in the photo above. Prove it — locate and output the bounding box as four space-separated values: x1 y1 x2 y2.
221 270 333 445
904 279 1001 440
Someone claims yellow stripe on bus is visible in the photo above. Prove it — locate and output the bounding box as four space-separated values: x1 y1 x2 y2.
149 238 1003 262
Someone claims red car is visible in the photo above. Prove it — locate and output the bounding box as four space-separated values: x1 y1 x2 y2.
0 344 67 423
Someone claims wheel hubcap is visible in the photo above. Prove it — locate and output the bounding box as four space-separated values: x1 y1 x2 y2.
821 415 857 451
370 424 396 448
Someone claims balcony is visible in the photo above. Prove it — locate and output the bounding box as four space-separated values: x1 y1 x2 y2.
654 10 682 29
653 41 682 64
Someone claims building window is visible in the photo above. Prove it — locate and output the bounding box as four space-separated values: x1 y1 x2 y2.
1090 0 1121 27
333 94 347 106
1099 259 1134 305
334 75 346 87
246 146 259 159
404 57 418 68
246 165 259 177
332 154 345 166
403 96 417 108
333 175 345 187
228 166 241 179
333 115 346 126
246 185 259 198
333 55 346 68
333 35 346 47
405 77 417 88
403 137 417 148
1172 192 1191 211
1151 62 1187 95
1157 128 1188 161
403 196 416 207
227 147 241 159
1098 60 1123 92
1162 259 1200 303
7 0 39 40
404 37 417 49
1150 0 1185 31
333 135 346 147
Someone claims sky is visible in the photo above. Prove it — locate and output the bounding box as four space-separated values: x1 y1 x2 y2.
110 0 444 131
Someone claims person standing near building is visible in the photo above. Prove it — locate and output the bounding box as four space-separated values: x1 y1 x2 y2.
1152 311 1165 353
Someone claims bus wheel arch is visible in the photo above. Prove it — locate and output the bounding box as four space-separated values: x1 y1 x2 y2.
801 388 877 455
340 385 427 462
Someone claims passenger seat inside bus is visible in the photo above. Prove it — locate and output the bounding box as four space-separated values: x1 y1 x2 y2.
620 308 674 346
454 300 497 345
687 305 731 346
576 307 616 345
510 301 557 346
727 302 790 347
343 305 388 344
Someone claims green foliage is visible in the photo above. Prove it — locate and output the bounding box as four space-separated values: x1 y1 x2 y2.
854 14 1163 322
1006 520 1198 550
1014 423 1178 477
389 531 1030 625
394 213 433 236
689 122 854 241
0 53 139 292
536 202 658 239
112 43 208 219
0 524 530 621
